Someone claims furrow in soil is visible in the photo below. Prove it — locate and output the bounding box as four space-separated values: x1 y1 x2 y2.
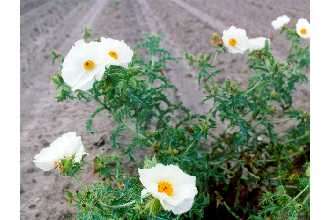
135 0 211 114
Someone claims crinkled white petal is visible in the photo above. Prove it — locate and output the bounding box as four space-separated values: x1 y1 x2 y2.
33 132 87 171
222 26 249 54
248 37 270 51
71 71 100 91
62 40 106 91
296 18 310 39
73 136 87 163
271 15 290 30
162 183 197 207
161 197 195 215
138 163 198 215
33 160 56 171
99 37 134 68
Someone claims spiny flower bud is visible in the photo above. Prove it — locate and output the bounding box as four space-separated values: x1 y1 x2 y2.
210 32 223 47
144 198 161 216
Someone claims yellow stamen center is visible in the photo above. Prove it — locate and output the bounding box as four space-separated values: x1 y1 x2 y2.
54 161 64 172
300 28 307 35
228 38 237 47
83 60 96 72
108 50 119 60
158 180 174 196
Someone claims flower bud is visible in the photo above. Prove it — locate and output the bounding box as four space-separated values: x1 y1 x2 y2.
210 32 223 47
144 198 161 216
271 90 278 98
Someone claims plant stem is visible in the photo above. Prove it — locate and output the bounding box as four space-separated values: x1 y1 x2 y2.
246 81 264 95
110 200 136 209
122 121 154 146
98 200 136 209
183 142 195 154
302 194 310 205
223 201 240 220
282 184 309 210
292 184 309 202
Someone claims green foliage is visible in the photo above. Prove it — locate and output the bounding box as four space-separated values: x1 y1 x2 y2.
250 176 309 220
185 52 220 84
93 154 121 179
51 73 74 101
83 27 93 42
51 28 309 219
50 50 63 64
57 156 84 176
75 179 143 219
281 27 310 68
143 155 158 169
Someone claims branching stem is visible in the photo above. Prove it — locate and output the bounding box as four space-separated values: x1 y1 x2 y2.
223 201 240 220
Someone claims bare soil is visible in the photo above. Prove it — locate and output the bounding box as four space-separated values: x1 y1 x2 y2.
20 0 309 219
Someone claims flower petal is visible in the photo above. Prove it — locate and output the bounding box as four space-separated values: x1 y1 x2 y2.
222 26 249 54
138 163 197 215
62 40 106 91
33 132 86 171
271 15 290 30
248 37 270 51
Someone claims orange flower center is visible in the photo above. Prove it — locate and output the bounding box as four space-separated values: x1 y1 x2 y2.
228 38 237 47
158 180 174 196
108 50 119 60
83 60 96 72
300 28 307 35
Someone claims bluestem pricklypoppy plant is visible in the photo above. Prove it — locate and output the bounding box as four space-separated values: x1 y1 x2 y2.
35 15 310 219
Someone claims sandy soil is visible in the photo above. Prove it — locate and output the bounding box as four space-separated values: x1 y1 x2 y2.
20 0 309 219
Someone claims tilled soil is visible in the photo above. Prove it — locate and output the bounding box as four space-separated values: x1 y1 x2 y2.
20 0 309 219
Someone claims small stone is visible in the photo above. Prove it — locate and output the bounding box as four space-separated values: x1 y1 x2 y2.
40 139 50 147
28 204 36 209
94 135 106 147
26 167 36 173
43 171 52 176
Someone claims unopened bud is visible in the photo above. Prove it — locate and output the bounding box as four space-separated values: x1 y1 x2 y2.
145 198 161 216
270 90 278 98
210 32 223 47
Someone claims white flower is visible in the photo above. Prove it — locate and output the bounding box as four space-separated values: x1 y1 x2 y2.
138 164 198 215
33 132 87 171
248 37 270 51
271 15 290 30
62 39 106 91
296 18 310 39
222 26 249 54
99 37 134 68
